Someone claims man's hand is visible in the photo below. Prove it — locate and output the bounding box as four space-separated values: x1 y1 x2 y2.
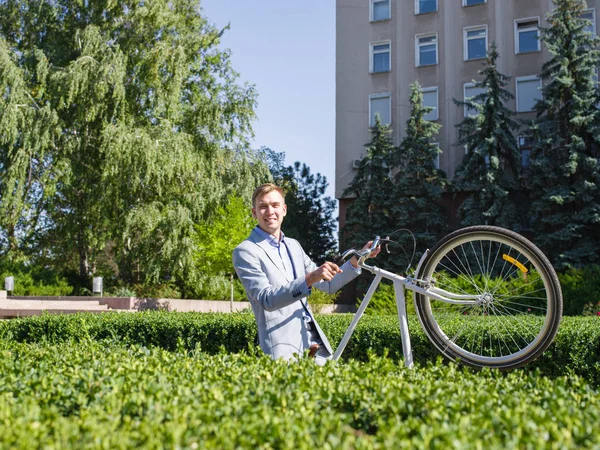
305 262 342 287
350 241 381 269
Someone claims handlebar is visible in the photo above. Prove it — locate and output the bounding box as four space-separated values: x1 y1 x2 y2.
341 236 382 268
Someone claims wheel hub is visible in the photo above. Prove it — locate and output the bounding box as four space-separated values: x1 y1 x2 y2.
478 293 494 305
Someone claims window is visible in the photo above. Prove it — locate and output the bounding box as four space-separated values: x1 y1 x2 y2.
581 9 596 35
422 87 439 121
416 34 438 66
416 0 437 14
371 0 390 22
369 93 391 126
515 18 540 53
370 41 391 73
463 83 485 117
516 76 542 112
518 136 534 168
463 0 486 6
464 26 487 60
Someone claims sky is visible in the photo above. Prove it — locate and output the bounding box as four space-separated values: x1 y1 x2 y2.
201 0 337 202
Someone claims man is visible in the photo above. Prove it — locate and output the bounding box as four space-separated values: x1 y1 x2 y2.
232 183 378 365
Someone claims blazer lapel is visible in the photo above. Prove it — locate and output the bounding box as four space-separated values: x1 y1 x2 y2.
287 239 305 277
250 228 291 282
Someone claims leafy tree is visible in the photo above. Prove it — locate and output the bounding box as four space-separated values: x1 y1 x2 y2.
0 39 60 265
528 0 600 268
453 42 521 228
341 116 396 263
192 194 254 299
391 81 447 268
0 0 269 288
261 148 337 264
194 195 254 277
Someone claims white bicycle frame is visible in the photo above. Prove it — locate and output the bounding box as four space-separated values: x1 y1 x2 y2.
332 238 482 368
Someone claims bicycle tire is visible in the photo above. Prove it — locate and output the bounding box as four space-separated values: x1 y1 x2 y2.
414 226 562 369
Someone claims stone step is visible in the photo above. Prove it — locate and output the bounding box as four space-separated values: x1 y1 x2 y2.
9 296 113 301
0 308 114 319
1 299 106 310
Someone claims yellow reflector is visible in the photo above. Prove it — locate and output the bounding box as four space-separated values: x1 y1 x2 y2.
503 254 528 273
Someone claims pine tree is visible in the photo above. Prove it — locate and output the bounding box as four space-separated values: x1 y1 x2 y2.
284 162 337 264
453 42 521 228
390 81 448 270
341 116 396 262
528 0 600 268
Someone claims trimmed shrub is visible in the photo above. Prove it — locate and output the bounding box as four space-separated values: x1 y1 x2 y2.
0 312 598 385
558 266 600 315
0 269 73 296
0 340 598 448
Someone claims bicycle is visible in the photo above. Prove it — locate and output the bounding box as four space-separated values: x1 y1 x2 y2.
333 225 563 370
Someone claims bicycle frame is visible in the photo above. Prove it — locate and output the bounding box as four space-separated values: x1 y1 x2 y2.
331 250 480 368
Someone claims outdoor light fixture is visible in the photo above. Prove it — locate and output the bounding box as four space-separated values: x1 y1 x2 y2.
93 277 103 296
4 276 14 293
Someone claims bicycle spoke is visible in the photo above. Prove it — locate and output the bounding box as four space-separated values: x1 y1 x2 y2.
415 226 561 368
489 303 531 349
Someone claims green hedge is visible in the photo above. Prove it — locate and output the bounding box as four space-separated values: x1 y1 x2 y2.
0 340 598 449
0 269 73 296
1 312 598 385
558 266 600 315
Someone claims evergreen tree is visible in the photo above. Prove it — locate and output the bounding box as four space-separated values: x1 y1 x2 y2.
341 116 396 264
261 148 337 264
284 162 337 264
453 42 521 228
0 1 269 288
391 81 447 269
528 0 600 268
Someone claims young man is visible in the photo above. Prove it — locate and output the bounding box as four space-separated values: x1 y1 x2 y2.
232 183 378 365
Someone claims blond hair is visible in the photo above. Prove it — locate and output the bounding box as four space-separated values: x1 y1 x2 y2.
252 183 285 208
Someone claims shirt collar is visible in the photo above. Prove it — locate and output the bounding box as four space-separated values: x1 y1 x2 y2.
254 226 286 248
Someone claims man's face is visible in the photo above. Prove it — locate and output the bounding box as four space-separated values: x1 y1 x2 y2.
252 190 287 237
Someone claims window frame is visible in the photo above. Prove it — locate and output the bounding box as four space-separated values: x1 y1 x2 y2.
463 82 485 117
514 17 541 54
516 75 542 113
463 0 486 6
369 92 392 127
370 40 391 74
370 0 391 22
581 8 596 36
415 33 438 67
518 136 534 168
421 86 439 121
415 0 437 15
464 25 488 61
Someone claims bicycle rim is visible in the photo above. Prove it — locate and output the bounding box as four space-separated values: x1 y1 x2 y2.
415 226 562 369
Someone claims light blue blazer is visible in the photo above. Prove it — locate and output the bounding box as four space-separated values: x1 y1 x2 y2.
233 228 361 361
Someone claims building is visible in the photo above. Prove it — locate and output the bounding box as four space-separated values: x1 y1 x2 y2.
335 0 598 229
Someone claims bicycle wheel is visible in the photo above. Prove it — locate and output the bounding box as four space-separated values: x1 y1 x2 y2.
414 226 562 369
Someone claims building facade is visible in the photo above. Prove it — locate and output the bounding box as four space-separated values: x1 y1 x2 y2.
335 0 598 229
